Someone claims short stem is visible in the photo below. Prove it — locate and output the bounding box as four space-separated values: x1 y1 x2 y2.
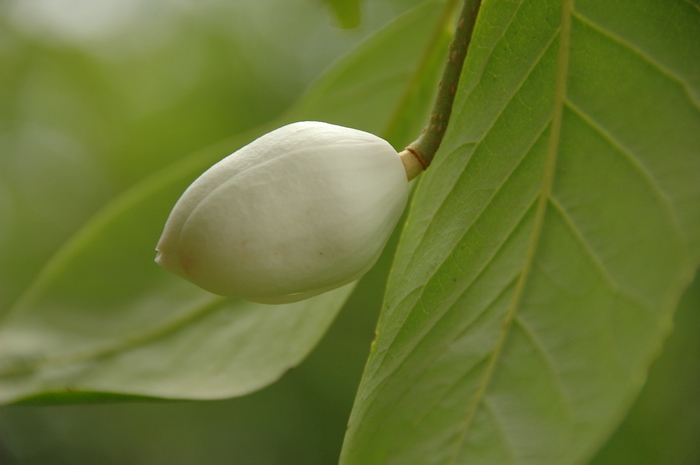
399 148 427 180
403 0 482 179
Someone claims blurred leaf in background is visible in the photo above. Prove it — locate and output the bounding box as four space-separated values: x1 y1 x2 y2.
0 0 448 404
322 0 363 29
0 0 423 311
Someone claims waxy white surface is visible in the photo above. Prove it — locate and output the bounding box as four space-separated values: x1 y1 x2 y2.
156 122 408 303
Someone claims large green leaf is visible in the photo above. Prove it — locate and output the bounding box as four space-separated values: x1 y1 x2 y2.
0 0 448 405
341 0 700 464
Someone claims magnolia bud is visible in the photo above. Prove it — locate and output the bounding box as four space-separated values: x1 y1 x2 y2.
155 121 408 304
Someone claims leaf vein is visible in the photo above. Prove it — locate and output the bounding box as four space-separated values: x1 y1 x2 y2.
356 201 534 449
402 19 560 272
571 11 700 109
390 25 560 317
453 0 529 111
482 397 518 464
565 99 688 245
447 0 573 462
376 119 548 385
513 314 574 416
547 196 655 312
391 275 519 457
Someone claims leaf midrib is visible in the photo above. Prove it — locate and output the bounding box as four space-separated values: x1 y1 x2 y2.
446 0 574 461
0 296 227 378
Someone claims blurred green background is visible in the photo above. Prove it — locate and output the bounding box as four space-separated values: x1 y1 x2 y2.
0 0 423 312
0 0 698 463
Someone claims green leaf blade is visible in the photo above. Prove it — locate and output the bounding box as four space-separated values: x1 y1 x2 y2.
341 0 700 464
1 288 353 403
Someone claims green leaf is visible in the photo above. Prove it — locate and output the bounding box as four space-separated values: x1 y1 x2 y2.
0 0 448 405
341 0 700 464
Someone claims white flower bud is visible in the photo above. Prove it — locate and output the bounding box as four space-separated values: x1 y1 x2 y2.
155 122 408 304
